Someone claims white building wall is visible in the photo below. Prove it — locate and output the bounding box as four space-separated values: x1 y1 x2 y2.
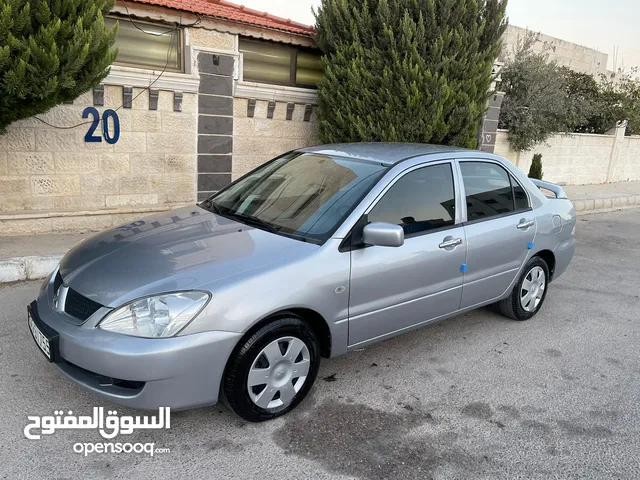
501 25 609 76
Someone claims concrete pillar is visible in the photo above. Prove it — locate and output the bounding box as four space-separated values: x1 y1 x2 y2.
605 120 628 183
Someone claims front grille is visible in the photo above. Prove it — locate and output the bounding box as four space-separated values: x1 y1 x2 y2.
64 287 103 321
53 271 63 293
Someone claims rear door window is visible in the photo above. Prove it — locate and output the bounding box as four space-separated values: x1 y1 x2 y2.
460 162 529 221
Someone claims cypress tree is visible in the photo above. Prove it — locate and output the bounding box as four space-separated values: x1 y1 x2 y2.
315 0 508 148
0 0 118 132
528 153 543 180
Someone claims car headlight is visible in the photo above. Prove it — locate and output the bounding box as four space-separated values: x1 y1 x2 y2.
98 291 210 338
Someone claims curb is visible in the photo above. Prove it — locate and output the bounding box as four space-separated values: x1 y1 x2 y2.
573 194 639 215
0 195 639 284
0 255 63 283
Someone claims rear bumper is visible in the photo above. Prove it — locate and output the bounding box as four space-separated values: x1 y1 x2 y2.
32 273 241 410
553 236 576 280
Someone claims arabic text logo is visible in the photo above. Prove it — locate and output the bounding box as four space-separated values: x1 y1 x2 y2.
24 407 170 440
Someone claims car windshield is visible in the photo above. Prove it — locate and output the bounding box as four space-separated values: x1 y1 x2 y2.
202 152 389 243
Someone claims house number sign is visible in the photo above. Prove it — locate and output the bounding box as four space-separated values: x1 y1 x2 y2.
82 107 120 144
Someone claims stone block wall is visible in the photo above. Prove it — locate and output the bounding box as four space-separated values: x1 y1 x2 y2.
0 15 324 235
614 137 640 183
494 130 640 185
0 86 197 224
232 99 318 181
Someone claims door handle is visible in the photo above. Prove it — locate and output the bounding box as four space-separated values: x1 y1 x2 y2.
439 237 463 249
517 220 535 230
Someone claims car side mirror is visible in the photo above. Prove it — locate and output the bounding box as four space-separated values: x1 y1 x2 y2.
362 222 404 248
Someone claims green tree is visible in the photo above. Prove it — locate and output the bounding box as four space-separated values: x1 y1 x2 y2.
559 66 601 134
314 0 508 148
528 153 543 180
598 69 640 136
0 0 117 132
498 33 568 152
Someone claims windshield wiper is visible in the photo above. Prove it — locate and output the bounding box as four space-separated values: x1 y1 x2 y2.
200 203 311 241
227 212 281 234
199 198 223 215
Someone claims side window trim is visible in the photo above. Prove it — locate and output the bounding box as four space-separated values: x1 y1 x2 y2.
339 159 462 252
363 160 461 239
456 159 532 226
509 172 532 211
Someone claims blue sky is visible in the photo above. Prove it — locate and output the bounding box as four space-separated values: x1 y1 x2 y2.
231 0 639 70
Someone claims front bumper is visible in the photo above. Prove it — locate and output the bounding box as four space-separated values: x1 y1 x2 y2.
32 271 241 410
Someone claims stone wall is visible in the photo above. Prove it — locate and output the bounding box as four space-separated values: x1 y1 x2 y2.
0 86 197 234
494 127 640 185
0 8 323 235
614 137 640 183
232 99 318 181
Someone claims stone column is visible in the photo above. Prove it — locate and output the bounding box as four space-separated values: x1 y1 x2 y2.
197 53 235 201
605 120 628 183
478 92 505 153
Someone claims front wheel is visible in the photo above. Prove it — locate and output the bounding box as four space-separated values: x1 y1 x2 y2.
222 316 320 422
497 256 550 321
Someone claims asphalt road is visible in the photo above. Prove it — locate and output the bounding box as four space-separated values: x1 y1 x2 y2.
1 208 639 480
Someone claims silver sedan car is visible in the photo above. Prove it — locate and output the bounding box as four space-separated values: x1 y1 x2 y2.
29 144 576 421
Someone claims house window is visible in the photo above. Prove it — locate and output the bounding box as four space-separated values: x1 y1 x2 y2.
105 17 183 72
239 38 322 88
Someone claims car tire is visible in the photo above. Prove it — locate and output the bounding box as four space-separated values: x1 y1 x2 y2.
497 256 550 321
222 316 320 422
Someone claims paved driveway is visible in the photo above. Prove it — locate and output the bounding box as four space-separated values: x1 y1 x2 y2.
1 209 639 479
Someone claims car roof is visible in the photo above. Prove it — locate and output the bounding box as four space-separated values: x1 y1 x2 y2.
298 143 478 165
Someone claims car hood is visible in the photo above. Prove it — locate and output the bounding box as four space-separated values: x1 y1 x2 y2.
59 206 319 307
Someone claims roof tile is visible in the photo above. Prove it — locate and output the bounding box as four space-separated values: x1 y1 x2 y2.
129 0 316 35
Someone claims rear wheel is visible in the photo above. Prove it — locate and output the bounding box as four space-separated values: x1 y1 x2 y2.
222 316 320 422
498 256 550 321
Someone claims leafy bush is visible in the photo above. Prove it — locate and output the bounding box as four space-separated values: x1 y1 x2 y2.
597 69 640 136
498 33 568 152
499 33 640 151
528 153 543 180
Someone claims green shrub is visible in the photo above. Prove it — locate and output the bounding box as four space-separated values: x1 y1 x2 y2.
314 0 508 148
0 0 118 132
528 153 543 180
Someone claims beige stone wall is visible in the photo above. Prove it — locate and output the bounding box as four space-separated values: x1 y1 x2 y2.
495 130 620 185
0 13 324 235
188 27 236 51
0 85 197 233
501 25 609 76
232 99 319 179
613 137 640 183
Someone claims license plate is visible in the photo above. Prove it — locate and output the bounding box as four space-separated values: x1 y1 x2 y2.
28 310 52 361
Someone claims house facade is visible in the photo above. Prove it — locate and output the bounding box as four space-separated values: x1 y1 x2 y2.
0 1 621 234
0 0 321 234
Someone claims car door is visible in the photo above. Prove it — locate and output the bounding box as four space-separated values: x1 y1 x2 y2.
348 161 467 347
457 160 535 309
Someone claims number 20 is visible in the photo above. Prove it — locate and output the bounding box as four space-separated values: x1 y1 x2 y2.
83 107 120 144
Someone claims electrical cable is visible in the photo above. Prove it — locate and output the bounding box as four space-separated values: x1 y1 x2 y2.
34 0 202 130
